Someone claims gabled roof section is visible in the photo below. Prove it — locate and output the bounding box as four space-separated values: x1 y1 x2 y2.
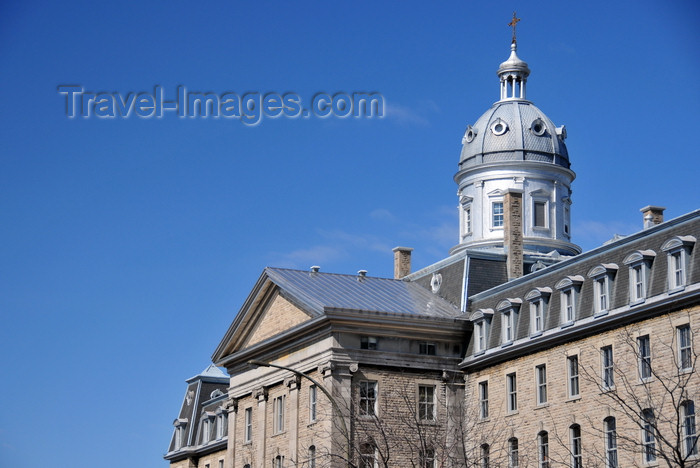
265 268 459 317
212 267 461 363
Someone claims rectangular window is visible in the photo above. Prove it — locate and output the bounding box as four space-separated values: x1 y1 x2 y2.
475 320 486 352
418 385 436 421
361 336 377 350
595 276 609 314
507 373 518 412
503 310 514 343
479 381 489 419
216 413 227 439
465 207 472 234
638 335 652 380
202 418 212 443
360 381 377 416
561 289 575 324
602 346 614 389
244 407 252 442
605 417 618 468
568 355 580 398
273 395 286 434
632 264 645 301
309 385 317 423
679 324 693 370
273 455 285 468
534 201 546 227
642 409 656 463
671 250 685 289
492 202 504 228
531 300 544 334
536 364 547 405
564 205 570 235
419 342 436 355
683 401 698 457
219 460 223 468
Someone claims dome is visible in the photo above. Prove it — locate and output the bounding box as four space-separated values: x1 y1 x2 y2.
459 100 569 172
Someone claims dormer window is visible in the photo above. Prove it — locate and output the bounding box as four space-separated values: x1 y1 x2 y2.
173 419 188 450
497 299 522 346
525 288 552 337
555 276 583 327
471 309 493 354
216 411 228 439
662 236 696 292
587 264 618 317
201 413 215 444
623 250 656 305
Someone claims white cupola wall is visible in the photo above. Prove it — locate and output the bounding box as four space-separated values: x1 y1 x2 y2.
451 40 580 257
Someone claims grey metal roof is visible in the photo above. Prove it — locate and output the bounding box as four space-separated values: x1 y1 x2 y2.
265 268 460 319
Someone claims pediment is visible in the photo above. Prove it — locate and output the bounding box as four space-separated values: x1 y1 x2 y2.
241 292 312 349
212 272 316 363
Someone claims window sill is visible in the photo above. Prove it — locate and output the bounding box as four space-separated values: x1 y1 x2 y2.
243 441 252 446
505 410 519 417
530 331 543 339
566 395 581 402
272 430 287 438
535 403 550 410
593 310 609 318
560 321 574 329
668 286 686 295
630 298 646 307
501 341 513 348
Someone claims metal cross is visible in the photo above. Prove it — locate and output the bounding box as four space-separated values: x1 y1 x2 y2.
508 12 521 44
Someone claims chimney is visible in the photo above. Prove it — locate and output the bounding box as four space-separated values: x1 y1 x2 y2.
504 189 524 280
310 265 320 274
392 246 413 279
357 270 368 281
640 205 665 229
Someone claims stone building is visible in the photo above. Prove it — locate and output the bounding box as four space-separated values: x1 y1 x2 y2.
165 33 700 468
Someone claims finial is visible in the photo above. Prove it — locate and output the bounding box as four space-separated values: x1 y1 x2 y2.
508 11 521 45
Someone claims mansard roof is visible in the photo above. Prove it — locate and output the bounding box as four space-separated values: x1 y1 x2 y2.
461 209 700 371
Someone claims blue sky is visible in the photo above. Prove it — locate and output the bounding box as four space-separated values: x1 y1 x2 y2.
1 1 698 467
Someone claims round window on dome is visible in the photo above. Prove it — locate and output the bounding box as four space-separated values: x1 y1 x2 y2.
530 118 546 136
463 125 477 144
490 119 508 136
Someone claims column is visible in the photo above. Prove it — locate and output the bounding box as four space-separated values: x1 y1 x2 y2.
286 376 301 465
225 398 237 468
254 387 268 468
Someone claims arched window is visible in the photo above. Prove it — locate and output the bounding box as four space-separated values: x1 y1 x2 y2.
480 444 490 468
570 424 582 468
308 445 316 468
508 437 519 468
538 431 549 468
604 417 618 468
642 408 656 463
682 401 698 457
360 443 376 468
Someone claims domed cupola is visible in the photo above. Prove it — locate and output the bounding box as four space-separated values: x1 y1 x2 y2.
452 23 580 258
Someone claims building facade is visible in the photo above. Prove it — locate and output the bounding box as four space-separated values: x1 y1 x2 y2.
166 34 700 468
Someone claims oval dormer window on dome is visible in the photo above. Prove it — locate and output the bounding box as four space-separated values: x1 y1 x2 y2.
490 119 508 136
530 118 546 136
463 125 477 144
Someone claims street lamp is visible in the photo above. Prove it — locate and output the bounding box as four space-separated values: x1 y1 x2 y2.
247 359 352 467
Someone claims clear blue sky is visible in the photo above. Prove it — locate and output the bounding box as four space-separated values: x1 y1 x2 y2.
1 1 698 467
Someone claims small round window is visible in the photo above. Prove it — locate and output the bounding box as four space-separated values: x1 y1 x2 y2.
490 119 508 136
463 125 477 144
530 118 546 136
